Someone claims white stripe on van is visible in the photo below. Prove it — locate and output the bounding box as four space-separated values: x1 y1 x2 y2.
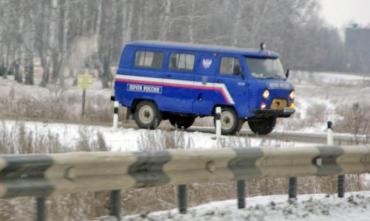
115 74 235 105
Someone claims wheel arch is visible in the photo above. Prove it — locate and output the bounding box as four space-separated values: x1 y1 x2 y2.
131 99 158 112
212 104 238 116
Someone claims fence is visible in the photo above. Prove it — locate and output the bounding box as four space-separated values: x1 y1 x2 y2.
1 144 370 220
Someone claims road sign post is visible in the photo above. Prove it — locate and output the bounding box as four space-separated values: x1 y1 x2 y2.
77 73 93 118
215 107 222 147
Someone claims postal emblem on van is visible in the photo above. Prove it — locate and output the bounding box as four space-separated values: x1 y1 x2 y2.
202 59 213 69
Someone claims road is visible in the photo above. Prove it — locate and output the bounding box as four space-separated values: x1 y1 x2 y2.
188 126 367 145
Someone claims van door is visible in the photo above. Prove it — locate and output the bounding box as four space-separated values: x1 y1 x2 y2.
161 52 197 114
215 56 249 117
192 53 218 115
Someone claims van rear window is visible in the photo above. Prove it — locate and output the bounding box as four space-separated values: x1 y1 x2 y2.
135 51 163 69
169 53 195 72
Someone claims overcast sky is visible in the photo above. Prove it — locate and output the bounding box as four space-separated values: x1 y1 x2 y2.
320 0 370 28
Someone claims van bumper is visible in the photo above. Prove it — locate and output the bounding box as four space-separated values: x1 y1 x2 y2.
254 108 295 118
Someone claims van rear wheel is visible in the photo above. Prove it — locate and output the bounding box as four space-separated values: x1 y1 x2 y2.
134 101 162 129
248 117 276 135
169 115 195 129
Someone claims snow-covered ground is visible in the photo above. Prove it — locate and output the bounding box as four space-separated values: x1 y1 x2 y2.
272 71 370 133
292 71 370 107
111 192 370 221
1 120 310 152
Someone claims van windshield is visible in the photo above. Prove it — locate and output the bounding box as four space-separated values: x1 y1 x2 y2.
246 57 285 79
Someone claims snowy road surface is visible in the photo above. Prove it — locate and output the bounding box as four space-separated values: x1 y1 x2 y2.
113 192 370 221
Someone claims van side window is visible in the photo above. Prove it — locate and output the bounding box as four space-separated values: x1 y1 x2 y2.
220 57 241 76
135 51 163 69
169 53 195 72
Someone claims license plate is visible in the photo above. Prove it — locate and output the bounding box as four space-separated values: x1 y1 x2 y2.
283 108 294 113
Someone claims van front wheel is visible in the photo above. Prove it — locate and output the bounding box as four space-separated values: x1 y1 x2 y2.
248 117 276 135
134 101 162 129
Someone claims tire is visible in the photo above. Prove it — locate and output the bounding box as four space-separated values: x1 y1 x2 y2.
248 117 276 135
133 101 162 129
214 107 241 135
169 115 195 129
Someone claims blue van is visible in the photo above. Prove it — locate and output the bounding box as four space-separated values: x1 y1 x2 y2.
114 41 295 135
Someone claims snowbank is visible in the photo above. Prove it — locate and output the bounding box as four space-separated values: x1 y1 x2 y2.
118 192 370 221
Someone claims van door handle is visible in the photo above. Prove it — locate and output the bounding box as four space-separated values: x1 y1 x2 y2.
216 80 221 83
165 74 171 78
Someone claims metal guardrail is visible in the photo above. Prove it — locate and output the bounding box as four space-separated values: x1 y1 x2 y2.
1 145 370 198
1 144 370 220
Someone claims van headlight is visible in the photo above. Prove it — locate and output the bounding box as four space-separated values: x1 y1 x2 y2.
289 91 296 100
261 102 267 110
262 90 270 99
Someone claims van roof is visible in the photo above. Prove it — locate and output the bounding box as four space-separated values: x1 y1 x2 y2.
126 41 279 58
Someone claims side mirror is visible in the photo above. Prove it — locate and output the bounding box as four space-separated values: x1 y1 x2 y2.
286 69 290 79
260 42 266 51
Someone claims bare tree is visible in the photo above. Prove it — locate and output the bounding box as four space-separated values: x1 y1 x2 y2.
0 0 352 87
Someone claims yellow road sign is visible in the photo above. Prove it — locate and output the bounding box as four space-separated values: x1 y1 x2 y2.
77 73 93 89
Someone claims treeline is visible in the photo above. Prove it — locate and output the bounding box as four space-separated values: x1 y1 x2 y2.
0 0 345 88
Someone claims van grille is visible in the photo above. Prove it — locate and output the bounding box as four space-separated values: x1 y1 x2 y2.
270 99 287 110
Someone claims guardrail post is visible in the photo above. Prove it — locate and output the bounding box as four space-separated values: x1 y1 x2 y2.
81 89 86 117
110 190 121 221
111 96 119 129
337 175 345 198
288 177 297 201
237 180 246 209
36 197 46 221
177 185 187 214
327 121 345 198
327 121 334 145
